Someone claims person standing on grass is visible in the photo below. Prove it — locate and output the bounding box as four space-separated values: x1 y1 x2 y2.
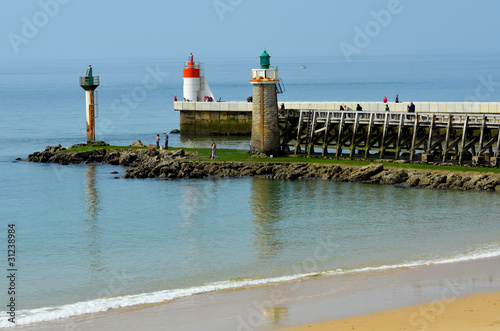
164 133 169 150
210 141 217 159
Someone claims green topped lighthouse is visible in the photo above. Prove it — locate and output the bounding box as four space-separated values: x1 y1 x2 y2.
250 50 281 156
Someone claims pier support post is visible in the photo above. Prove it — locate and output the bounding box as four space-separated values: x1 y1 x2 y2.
395 114 404 160
459 116 469 165
365 112 374 158
379 113 389 159
410 115 419 162
442 115 453 162
336 112 345 157
322 112 332 156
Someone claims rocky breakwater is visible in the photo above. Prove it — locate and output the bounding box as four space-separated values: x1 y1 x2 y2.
26 144 193 169
125 161 500 192
26 145 500 192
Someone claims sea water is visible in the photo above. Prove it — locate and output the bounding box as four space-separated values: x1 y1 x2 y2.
1 55 500 327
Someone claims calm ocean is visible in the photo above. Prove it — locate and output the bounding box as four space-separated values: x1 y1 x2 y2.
1 54 500 327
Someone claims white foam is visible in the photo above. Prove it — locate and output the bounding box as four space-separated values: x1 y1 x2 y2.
323 243 500 276
2 244 499 328
0 272 319 328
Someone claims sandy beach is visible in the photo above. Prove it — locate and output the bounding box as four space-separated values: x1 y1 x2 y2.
281 291 500 331
15 255 500 331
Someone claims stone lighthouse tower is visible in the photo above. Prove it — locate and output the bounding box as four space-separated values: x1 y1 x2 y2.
250 50 280 155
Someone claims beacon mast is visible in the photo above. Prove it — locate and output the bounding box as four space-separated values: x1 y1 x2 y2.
79 65 99 143
183 53 215 102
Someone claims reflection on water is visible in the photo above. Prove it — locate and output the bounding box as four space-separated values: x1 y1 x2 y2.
179 179 220 227
262 306 288 325
250 178 284 258
178 179 229 271
84 165 102 280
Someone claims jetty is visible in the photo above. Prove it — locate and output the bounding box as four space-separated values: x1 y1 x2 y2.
174 52 500 166
174 101 500 134
174 101 500 166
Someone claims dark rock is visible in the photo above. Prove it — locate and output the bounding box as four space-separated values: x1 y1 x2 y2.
480 177 500 191
172 149 185 157
104 151 120 165
123 167 148 179
110 171 118 174
44 144 65 153
130 140 146 148
406 175 420 187
462 175 486 190
119 152 138 166
67 143 87 150
38 151 54 163
49 153 70 165
255 165 273 175
418 173 447 188
190 169 207 179
148 149 160 157
240 166 255 176
170 129 180 134
204 164 219 175
348 164 384 181
373 170 408 185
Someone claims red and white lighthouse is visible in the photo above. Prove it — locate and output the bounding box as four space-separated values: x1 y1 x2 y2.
183 53 215 102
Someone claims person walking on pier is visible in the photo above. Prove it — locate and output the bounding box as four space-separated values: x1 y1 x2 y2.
383 96 388 103
407 102 415 119
345 105 352 118
356 104 363 118
395 94 399 103
156 134 160 149
164 133 169 150
385 104 390 112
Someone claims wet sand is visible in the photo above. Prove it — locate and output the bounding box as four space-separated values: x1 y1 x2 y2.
281 291 500 331
16 256 500 331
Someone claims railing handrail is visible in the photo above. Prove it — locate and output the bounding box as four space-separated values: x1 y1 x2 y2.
79 76 100 86
297 109 500 125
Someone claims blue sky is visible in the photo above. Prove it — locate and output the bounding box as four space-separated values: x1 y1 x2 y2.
1 0 499 61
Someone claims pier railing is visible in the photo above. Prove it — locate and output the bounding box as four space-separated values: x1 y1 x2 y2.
299 110 500 127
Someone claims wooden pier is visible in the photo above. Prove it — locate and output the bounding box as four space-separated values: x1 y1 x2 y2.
280 110 500 166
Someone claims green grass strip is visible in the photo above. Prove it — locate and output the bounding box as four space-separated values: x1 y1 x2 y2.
60 145 500 174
